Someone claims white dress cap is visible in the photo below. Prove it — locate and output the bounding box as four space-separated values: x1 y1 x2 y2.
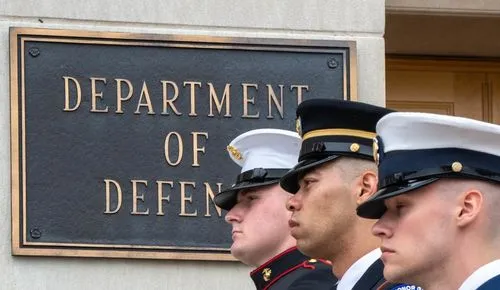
377 112 500 156
226 128 301 173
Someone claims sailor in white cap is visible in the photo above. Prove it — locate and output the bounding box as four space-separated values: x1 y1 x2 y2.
214 128 336 290
357 112 500 290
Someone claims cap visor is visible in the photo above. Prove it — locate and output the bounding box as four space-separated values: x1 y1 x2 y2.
280 155 340 193
214 179 280 210
356 178 439 219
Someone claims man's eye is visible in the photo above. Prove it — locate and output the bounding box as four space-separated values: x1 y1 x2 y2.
395 203 407 214
305 179 316 185
247 195 258 201
300 179 315 189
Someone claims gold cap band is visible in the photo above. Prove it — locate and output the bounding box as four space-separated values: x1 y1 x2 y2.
302 128 376 140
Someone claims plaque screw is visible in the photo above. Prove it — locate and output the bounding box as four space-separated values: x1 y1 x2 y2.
327 58 338 69
28 47 40 57
30 228 42 239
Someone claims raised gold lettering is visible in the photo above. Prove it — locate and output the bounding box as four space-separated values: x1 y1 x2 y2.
183 81 201 116
267 84 284 119
191 132 208 167
290 85 309 104
90 77 109 113
104 179 122 214
161 80 182 115
131 180 150 215
242 83 260 118
134 81 155 115
164 132 183 166
63 76 82 111
179 181 197 217
208 83 232 117
156 181 173 216
116 78 134 114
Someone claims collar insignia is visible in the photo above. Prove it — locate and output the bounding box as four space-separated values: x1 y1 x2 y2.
262 268 272 282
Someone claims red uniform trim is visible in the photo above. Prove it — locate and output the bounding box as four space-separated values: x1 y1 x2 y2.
263 262 303 290
251 246 298 275
251 247 332 289
262 258 321 289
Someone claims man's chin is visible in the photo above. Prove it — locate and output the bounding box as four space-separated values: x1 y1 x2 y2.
296 239 317 257
230 244 242 257
230 243 249 261
383 265 410 285
231 245 261 267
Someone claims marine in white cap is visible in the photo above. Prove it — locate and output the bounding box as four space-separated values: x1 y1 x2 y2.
214 128 336 290
357 112 500 290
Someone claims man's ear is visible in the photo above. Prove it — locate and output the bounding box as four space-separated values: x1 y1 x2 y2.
456 189 483 228
356 170 378 205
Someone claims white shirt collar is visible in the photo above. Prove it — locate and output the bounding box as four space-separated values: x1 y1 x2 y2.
458 260 500 290
336 248 382 290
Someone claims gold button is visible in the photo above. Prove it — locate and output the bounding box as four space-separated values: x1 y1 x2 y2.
350 143 360 152
308 259 317 263
451 161 463 172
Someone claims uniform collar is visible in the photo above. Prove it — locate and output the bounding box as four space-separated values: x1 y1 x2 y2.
337 248 382 290
459 259 500 290
250 247 308 290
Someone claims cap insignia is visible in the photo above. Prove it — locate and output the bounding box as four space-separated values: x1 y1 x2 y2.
227 145 242 160
262 268 272 282
295 118 302 136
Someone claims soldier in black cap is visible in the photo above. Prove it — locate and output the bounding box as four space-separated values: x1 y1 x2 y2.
281 99 417 290
357 112 500 290
214 128 337 290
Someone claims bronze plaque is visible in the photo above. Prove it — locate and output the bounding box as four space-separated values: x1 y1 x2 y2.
10 27 356 260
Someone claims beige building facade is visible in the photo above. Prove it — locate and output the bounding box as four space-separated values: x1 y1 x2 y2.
386 0 500 124
0 1 498 289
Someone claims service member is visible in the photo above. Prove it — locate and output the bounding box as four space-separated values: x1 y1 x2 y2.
281 99 414 290
357 112 500 290
214 128 337 290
